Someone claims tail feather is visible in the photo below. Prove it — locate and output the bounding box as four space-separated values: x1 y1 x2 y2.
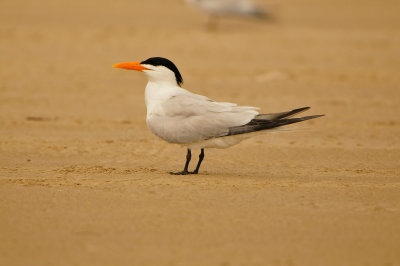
255 106 310 120
227 107 324 136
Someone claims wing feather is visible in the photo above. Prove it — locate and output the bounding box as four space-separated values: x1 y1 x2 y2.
147 92 259 144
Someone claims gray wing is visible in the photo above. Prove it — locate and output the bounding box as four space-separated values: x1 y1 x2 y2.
147 92 259 144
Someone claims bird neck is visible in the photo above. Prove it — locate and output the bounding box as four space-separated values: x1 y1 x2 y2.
144 80 181 118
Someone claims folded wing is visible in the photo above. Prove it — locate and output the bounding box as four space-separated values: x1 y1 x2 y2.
147 92 259 144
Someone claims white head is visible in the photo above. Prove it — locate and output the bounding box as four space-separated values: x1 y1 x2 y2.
113 57 183 87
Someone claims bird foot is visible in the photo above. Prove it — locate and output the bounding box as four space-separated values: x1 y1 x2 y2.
170 170 190 175
169 170 198 175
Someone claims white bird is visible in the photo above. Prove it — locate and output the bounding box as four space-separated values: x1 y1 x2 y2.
113 57 323 175
185 0 269 29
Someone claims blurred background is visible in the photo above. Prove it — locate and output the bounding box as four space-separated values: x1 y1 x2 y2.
1 0 399 125
1 0 400 265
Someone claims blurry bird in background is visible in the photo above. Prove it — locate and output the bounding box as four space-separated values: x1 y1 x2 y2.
185 0 271 30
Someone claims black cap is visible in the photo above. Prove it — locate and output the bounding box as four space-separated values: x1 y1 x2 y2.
141 57 183 87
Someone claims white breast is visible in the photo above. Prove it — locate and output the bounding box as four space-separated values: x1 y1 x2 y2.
145 81 179 119
144 81 258 147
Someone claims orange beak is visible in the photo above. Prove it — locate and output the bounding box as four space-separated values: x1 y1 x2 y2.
112 62 151 71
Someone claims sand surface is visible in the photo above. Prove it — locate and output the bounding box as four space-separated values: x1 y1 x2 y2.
1 0 400 265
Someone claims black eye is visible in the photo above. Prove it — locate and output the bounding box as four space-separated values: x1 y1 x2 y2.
141 57 183 87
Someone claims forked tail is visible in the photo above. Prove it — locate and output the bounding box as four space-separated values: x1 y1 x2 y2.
227 107 324 136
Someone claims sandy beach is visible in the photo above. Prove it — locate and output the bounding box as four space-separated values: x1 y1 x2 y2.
1 0 400 265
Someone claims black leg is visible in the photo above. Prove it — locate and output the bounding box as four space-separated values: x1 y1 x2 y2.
170 148 191 175
190 149 205 174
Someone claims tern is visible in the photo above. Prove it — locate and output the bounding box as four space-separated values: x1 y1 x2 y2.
185 0 269 29
113 57 323 175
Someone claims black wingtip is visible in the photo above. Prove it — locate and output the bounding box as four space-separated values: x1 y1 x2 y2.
297 106 311 111
275 106 310 119
300 114 325 121
226 113 324 136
